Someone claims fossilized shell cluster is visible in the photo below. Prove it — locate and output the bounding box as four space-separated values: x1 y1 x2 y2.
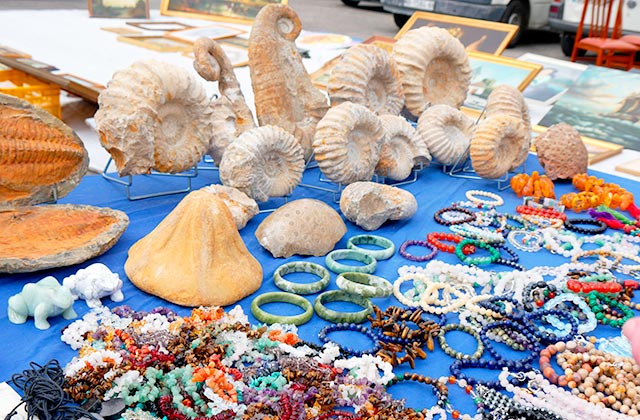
313 102 385 185
0 93 88 208
255 199 346 258
470 115 526 179
125 190 262 307
95 59 213 176
340 182 418 231
199 184 259 230
392 26 471 116
328 44 404 115
485 85 532 171
219 125 305 202
0 204 129 273
193 37 256 164
534 123 588 180
376 115 430 181
416 104 474 166
249 4 329 160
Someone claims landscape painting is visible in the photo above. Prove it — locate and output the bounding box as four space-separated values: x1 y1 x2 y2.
538 65 640 151
161 0 287 23
89 0 149 18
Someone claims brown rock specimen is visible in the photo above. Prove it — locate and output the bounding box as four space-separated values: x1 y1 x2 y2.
534 123 588 180
125 190 262 306
340 182 418 231
328 44 404 115
0 93 88 208
0 204 129 273
199 184 259 230
255 199 346 258
249 4 329 160
95 60 213 176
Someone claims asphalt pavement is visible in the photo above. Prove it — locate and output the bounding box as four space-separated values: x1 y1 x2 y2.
0 0 567 60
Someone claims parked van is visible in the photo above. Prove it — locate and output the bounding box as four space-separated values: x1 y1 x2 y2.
548 0 640 56
380 0 554 44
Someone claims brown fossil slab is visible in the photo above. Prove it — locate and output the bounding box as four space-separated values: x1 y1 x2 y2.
0 204 129 273
0 93 88 208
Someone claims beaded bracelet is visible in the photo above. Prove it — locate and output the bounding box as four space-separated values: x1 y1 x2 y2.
433 206 476 226
318 323 381 357
496 212 530 231
455 239 501 266
386 373 449 413
450 223 505 244
392 273 429 307
325 249 377 274
508 229 543 252
398 239 437 262
465 190 504 207
313 290 373 324
420 283 471 314
438 323 484 360
571 249 623 269
273 262 331 295
251 292 314 326
427 232 476 254
585 291 634 327
335 272 393 298
563 217 607 235
543 293 597 334
516 205 566 221
480 320 540 367
346 234 395 261
524 308 579 344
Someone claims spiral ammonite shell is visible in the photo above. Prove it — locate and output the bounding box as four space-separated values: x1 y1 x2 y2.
485 85 531 170
376 115 429 181
312 102 384 185
416 104 473 166
219 125 305 202
470 114 526 179
95 59 213 176
392 26 471 116
328 44 404 115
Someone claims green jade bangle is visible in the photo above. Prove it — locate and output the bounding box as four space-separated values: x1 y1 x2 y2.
273 262 330 295
336 272 393 298
325 249 377 274
251 292 314 326
314 290 373 324
346 234 396 260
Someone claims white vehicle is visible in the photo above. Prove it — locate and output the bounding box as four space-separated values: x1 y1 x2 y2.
380 0 554 44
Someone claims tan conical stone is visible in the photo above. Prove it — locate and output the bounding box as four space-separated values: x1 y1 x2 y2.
125 190 262 306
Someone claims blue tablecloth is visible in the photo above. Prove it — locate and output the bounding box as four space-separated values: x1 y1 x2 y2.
1 155 639 414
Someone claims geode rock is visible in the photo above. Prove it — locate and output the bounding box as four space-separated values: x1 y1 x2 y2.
199 184 259 230
340 182 417 230
125 190 262 306
534 123 588 180
255 199 346 258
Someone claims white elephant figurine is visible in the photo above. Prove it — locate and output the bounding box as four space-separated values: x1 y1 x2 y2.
8 276 77 330
62 263 124 308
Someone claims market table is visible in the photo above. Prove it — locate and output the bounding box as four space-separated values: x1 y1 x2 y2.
2 152 639 415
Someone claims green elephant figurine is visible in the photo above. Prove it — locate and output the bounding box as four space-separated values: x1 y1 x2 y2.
8 276 77 330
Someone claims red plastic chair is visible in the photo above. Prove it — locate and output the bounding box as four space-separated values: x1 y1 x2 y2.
571 0 639 70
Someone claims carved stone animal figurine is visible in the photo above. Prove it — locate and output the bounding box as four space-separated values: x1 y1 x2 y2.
62 263 124 308
8 276 77 330
249 4 329 161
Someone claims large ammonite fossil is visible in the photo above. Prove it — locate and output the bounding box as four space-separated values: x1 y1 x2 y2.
249 4 329 161
392 26 471 116
193 37 256 165
485 85 531 171
327 44 404 116
95 59 213 176
312 102 384 185
0 93 88 208
416 104 473 166
219 125 305 202
470 114 526 179
376 114 430 181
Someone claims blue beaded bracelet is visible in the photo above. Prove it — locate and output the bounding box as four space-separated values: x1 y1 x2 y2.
318 323 381 357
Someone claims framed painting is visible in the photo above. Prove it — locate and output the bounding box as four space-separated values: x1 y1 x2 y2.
518 52 587 106
394 11 517 55
57 74 106 91
464 52 541 112
101 26 143 35
127 21 193 31
532 126 624 164
362 35 396 53
0 45 31 59
615 158 640 177
117 35 193 52
15 57 58 72
166 24 245 43
182 42 249 67
309 55 340 90
88 0 150 19
538 65 640 152
160 0 288 24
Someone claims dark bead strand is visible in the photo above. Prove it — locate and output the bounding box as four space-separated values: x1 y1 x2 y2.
523 308 579 344
318 323 381 357
477 296 523 317
494 243 520 263
386 372 449 409
564 217 608 235
522 281 557 311
495 258 526 271
480 320 541 370
399 239 438 262
450 358 532 389
434 206 476 226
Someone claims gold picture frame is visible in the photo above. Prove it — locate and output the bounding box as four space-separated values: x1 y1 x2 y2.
117 35 193 52
395 11 518 55
127 20 194 31
165 24 246 44
88 0 150 19
532 125 624 165
160 0 288 24
615 158 640 177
